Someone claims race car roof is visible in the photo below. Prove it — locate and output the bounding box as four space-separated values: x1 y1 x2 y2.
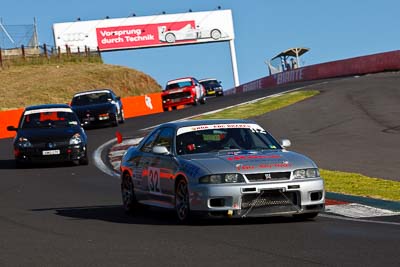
167 77 193 84
199 78 218 82
24 104 71 111
160 119 258 130
73 89 113 97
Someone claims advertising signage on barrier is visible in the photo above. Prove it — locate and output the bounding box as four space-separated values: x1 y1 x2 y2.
53 10 234 52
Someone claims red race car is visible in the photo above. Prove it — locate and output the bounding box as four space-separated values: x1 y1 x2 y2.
162 77 206 111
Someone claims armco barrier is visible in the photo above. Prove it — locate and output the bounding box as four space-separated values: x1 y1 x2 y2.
0 93 163 139
226 50 400 95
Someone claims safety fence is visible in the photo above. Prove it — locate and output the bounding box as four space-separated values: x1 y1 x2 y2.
0 44 102 68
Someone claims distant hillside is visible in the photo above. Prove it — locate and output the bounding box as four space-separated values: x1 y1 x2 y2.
0 62 162 110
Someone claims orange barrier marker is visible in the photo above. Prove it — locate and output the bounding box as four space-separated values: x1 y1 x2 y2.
116 131 123 144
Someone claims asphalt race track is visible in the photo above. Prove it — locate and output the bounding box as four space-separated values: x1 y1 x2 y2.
255 72 400 182
0 72 399 266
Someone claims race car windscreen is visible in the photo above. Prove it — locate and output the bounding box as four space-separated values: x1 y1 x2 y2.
21 111 80 129
176 126 281 155
165 81 193 90
71 92 112 106
200 80 220 88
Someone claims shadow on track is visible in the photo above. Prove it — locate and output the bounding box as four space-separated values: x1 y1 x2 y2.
31 205 318 226
0 159 86 170
0 159 17 169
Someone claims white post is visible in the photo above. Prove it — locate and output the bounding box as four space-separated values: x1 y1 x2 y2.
295 48 300 67
229 39 240 87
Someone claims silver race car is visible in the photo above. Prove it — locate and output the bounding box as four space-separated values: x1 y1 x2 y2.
120 119 325 222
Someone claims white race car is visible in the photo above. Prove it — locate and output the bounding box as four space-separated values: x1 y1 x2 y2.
158 24 224 43
120 119 325 223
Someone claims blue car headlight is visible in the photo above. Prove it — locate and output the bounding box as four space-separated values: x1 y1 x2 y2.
199 173 245 184
69 133 82 145
17 137 32 148
293 168 320 179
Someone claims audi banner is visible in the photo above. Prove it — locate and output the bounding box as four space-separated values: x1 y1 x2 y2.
53 9 234 52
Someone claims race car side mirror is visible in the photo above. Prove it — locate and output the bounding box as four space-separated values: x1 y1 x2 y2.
7 126 18 131
152 145 170 155
280 139 291 148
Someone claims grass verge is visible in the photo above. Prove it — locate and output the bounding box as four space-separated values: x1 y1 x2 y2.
197 90 400 202
321 169 400 201
197 90 319 119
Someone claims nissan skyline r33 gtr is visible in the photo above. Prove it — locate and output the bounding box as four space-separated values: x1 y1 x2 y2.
120 119 325 222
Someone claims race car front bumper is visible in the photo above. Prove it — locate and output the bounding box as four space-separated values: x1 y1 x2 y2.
189 178 325 218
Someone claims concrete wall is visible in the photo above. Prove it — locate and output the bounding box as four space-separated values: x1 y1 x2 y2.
226 50 400 94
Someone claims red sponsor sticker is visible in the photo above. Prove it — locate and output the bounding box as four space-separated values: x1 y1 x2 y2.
227 155 281 161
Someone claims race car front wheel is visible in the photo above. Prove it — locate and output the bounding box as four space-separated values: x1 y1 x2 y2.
79 149 89 165
119 109 125 123
112 113 119 127
121 173 138 213
175 179 191 223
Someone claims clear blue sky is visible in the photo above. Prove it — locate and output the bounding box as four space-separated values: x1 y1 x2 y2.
1 0 399 90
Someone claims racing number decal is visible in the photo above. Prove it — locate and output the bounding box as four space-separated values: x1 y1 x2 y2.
250 127 266 134
148 167 161 193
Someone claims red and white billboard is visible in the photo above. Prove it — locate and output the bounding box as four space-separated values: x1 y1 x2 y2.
53 10 234 52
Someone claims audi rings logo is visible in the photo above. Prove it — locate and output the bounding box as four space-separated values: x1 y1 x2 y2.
61 32 87 42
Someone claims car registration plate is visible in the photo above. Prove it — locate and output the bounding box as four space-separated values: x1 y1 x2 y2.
42 150 60 155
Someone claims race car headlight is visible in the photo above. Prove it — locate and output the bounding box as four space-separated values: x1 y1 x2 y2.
199 173 244 184
17 137 32 148
293 168 320 179
69 133 82 145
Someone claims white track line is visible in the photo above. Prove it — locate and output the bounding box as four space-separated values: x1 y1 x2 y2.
93 138 120 178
